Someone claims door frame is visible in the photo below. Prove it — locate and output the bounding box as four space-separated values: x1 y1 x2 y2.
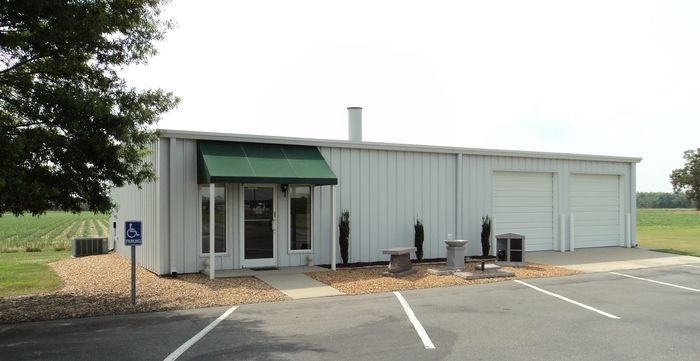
239 184 278 268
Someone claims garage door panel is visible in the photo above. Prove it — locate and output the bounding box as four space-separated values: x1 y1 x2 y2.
570 174 621 248
494 204 554 213
571 198 620 207
498 211 552 221
495 198 553 207
575 211 620 219
494 172 554 251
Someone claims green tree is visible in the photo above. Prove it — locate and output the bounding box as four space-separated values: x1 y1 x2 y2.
670 149 700 211
0 0 178 215
637 192 696 208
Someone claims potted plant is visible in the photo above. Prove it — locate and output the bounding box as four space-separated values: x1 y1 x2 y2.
339 210 350 265
481 215 491 256
414 218 424 261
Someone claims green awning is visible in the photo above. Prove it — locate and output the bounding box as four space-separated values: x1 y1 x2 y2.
197 141 338 185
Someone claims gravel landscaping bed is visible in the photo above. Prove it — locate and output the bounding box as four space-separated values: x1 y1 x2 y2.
0 253 579 324
0 253 288 324
306 263 580 295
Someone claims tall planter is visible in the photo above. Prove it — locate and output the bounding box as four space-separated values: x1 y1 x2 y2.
481 215 491 256
339 210 350 265
414 219 424 261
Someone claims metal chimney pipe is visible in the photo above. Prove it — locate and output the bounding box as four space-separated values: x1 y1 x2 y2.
347 107 362 142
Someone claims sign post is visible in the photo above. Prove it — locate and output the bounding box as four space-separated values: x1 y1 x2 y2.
124 221 142 305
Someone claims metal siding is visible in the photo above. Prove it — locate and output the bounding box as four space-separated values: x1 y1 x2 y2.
396 152 407 251
388 152 398 256
358 150 369 263
182 140 200 272
377 151 388 258
314 148 457 264
112 140 163 274
158 139 169 272
123 136 635 271
368 150 378 262
171 138 184 273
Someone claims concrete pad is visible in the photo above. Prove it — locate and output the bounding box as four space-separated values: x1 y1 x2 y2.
205 265 330 278
526 247 700 273
454 270 515 280
254 273 343 299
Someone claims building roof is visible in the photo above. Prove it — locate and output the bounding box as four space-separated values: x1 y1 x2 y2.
159 129 642 163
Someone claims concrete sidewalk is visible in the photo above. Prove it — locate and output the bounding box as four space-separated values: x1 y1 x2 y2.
526 247 700 273
209 266 344 299
254 273 344 299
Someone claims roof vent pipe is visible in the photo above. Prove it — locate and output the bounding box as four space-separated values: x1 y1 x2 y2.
347 107 362 142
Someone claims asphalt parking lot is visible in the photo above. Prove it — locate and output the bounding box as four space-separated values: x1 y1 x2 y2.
1 264 699 361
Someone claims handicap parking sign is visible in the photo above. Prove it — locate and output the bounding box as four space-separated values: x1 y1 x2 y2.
124 221 142 246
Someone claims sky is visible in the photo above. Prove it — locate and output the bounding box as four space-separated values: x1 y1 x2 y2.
122 0 700 192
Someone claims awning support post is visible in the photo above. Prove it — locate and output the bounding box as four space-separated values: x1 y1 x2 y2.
331 185 337 271
209 183 215 279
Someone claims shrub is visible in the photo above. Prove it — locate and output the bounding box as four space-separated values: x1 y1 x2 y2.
53 242 69 251
414 218 424 261
339 210 350 264
0 247 20 253
24 244 43 252
481 215 491 256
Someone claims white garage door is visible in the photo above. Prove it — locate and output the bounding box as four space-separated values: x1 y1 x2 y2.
493 172 554 251
570 174 621 248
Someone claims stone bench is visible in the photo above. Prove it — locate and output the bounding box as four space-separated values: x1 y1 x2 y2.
382 247 417 277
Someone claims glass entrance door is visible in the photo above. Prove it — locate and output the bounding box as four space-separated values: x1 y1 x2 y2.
242 186 276 267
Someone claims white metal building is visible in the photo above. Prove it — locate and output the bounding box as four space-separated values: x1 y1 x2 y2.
111 108 641 276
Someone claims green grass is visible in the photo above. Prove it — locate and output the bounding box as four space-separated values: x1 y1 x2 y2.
637 209 700 257
0 211 109 298
0 251 70 298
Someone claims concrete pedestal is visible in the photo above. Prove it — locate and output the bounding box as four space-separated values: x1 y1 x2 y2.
445 240 468 270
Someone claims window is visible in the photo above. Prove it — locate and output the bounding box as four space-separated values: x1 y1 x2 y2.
201 185 226 254
289 185 312 251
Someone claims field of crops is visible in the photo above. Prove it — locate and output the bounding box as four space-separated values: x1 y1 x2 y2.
0 212 109 252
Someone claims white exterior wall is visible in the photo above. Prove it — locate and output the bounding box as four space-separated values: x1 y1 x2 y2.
113 132 638 274
162 142 458 272
459 155 635 256
316 148 457 265
112 140 166 274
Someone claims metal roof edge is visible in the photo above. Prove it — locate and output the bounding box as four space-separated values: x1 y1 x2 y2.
159 129 643 163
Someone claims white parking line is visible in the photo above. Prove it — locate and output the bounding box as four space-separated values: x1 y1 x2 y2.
393 292 436 349
163 306 239 361
610 272 700 293
513 280 620 319
683 264 700 269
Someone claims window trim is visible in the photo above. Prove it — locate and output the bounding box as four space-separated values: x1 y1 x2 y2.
198 184 229 256
288 185 313 254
